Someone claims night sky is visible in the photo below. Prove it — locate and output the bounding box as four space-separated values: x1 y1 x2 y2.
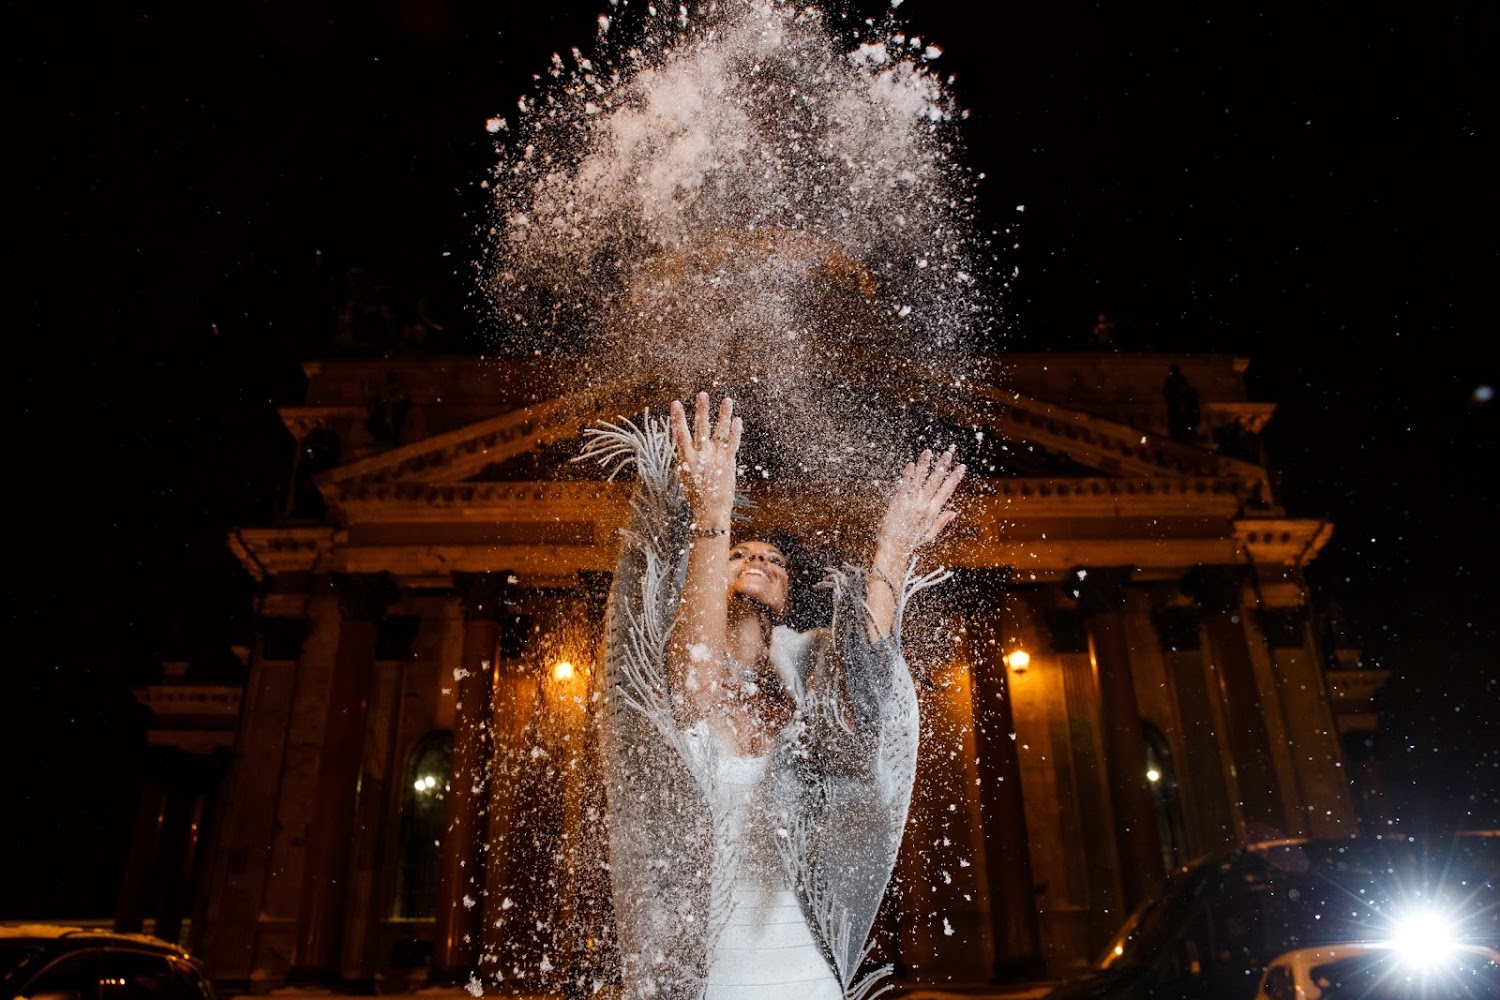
7 1 1496 919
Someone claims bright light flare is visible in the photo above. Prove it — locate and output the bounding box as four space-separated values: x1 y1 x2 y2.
1388 908 1459 966
552 660 576 681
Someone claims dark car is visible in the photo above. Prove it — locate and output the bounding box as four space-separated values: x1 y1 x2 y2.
1253 942 1500 999
0 926 216 1000
1043 833 1500 1000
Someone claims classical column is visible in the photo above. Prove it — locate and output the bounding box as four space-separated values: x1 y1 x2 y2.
152 777 207 945
1185 566 1285 838
963 574 1046 981
1075 567 1165 913
184 768 224 957
291 572 398 983
482 605 542 977
114 767 172 934
561 572 615 986
339 651 408 989
431 571 509 985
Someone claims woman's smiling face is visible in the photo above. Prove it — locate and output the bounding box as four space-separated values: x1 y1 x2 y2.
728 540 790 615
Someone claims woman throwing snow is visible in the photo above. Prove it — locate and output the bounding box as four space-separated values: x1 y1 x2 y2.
582 393 964 1000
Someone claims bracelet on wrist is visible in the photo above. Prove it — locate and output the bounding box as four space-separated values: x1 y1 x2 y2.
690 526 730 538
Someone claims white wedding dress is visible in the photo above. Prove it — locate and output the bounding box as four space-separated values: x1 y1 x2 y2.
689 733 844 999
584 416 934 1000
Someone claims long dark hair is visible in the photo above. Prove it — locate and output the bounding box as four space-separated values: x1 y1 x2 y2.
755 529 842 633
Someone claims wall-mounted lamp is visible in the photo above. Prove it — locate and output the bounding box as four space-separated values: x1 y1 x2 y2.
1004 649 1031 673
551 660 576 682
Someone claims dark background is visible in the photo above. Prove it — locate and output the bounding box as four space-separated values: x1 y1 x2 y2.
6 1 1496 918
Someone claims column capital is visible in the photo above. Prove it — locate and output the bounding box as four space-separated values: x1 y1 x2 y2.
332 572 399 622
452 571 516 622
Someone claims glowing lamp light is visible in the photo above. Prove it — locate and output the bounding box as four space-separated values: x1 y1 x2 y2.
552 660 576 682
1146 768 1162 783
1004 649 1031 673
1388 908 1459 967
414 774 439 793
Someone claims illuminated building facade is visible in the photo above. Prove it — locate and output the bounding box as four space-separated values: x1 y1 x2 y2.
138 351 1384 990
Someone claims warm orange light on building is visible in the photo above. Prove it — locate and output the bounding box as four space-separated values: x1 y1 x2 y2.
1004 648 1031 673
551 660 576 682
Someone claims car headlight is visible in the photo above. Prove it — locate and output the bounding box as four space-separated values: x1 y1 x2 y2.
1387 908 1460 967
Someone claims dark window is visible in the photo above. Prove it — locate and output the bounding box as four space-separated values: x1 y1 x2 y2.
1142 722 1187 870
392 731 453 918
1309 952 1500 999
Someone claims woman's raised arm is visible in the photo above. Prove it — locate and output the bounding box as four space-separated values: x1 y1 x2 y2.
866 447 966 641
666 392 743 723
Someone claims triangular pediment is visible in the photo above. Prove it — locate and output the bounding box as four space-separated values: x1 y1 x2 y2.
309 351 1267 500
313 366 663 490
246 352 1303 587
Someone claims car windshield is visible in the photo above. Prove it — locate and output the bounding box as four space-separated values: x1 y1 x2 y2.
0 942 44 983
1096 866 1204 970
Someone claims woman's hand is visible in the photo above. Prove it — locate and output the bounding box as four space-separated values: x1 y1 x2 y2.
670 392 742 530
873 448 966 579
864 448 964 642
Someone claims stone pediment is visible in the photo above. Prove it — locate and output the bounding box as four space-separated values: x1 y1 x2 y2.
308 357 1269 499
312 366 658 491
252 353 1308 587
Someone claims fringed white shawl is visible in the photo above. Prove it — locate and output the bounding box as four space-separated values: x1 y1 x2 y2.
580 414 947 1000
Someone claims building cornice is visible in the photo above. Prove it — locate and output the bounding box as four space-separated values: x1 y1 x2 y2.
229 526 337 581
324 475 1248 524
1235 517 1335 568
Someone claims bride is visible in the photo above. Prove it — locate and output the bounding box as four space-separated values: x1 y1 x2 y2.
583 393 964 999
